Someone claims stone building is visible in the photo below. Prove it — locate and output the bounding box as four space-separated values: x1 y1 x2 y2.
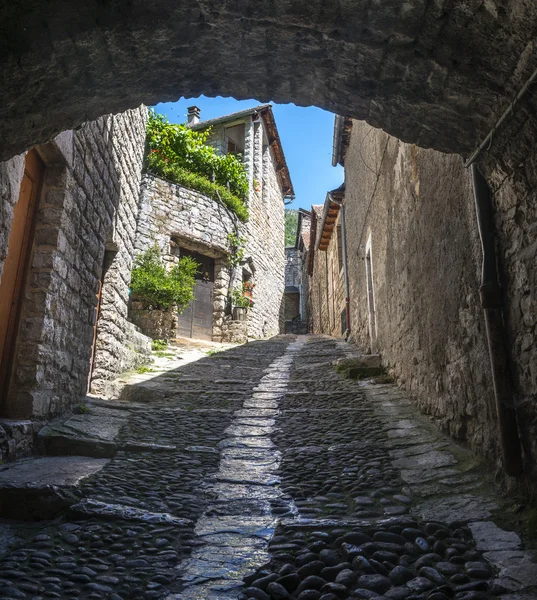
0 108 150 455
311 115 537 480
130 105 293 344
308 187 347 338
284 209 311 333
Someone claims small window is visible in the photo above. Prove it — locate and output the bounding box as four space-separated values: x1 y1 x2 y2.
242 270 254 299
337 224 343 272
224 123 245 156
227 139 239 155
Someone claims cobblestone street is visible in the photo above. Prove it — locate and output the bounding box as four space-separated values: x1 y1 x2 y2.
0 336 536 600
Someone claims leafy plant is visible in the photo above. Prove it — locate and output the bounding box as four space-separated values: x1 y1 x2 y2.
231 286 254 308
227 232 247 268
206 348 223 356
285 209 298 246
145 110 249 221
131 246 199 311
135 365 156 374
151 339 168 351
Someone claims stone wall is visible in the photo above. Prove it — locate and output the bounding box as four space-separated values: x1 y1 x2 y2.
132 173 236 342
340 119 502 469
90 107 149 394
0 108 147 418
135 116 286 343
128 304 177 342
0 154 26 284
486 150 537 479
242 121 286 338
285 248 301 288
135 174 236 258
310 209 346 338
4 0 537 172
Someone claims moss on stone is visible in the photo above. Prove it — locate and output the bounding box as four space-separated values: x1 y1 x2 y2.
337 365 386 380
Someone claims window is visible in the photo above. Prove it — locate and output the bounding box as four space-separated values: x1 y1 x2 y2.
337 224 343 272
224 123 245 156
227 139 239 155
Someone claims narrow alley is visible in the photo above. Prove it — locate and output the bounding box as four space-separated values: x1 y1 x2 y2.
0 336 534 600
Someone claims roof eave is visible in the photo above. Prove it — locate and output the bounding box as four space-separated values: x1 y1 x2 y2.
316 187 345 251
332 115 353 167
258 106 295 198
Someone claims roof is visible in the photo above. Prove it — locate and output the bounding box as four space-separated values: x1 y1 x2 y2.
317 184 345 251
191 104 272 130
192 104 294 198
332 115 353 167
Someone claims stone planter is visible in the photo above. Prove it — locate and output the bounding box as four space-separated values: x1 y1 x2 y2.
129 299 177 340
233 306 247 321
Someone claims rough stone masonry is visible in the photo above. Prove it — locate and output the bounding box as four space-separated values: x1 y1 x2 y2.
2 0 537 168
0 107 148 425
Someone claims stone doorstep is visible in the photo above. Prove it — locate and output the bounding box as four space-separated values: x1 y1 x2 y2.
37 403 127 458
0 456 109 520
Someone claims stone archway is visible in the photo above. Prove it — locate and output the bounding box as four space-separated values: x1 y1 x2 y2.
1 1 537 164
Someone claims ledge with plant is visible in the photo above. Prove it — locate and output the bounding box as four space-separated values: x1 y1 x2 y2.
145 110 249 222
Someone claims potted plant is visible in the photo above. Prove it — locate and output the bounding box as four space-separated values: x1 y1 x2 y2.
231 286 253 321
242 281 256 299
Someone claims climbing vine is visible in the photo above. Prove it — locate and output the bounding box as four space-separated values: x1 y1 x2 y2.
226 232 248 268
144 110 249 221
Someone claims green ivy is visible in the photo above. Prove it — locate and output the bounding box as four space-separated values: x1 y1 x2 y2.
145 110 249 222
131 247 199 311
226 232 247 268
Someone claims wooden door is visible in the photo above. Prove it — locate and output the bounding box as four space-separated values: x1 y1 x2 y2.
176 250 215 341
0 150 44 401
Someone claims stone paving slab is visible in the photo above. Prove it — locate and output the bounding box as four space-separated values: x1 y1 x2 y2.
0 456 109 520
38 404 127 458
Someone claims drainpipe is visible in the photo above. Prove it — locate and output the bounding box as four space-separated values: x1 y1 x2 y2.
471 164 523 476
330 195 351 338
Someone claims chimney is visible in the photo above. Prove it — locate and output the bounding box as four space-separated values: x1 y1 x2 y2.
187 106 200 125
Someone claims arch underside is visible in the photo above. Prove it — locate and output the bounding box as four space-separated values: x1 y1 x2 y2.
1 0 537 163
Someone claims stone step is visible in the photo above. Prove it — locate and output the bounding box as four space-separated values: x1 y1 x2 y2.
69 498 192 526
0 456 109 520
37 402 127 458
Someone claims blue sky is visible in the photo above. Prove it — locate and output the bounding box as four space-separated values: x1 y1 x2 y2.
154 96 344 211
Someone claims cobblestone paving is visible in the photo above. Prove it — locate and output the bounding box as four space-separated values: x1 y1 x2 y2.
0 336 536 600
239 337 537 600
